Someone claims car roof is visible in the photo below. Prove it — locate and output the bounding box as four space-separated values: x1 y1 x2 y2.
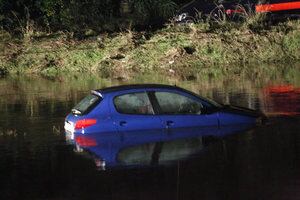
93 84 222 107
96 84 183 94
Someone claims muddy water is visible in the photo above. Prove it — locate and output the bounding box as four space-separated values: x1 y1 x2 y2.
0 73 299 200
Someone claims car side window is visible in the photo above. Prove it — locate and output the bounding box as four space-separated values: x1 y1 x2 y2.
154 92 203 115
114 92 154 115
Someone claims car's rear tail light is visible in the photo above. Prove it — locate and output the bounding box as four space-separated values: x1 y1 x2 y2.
75 119 97 130
75 136 97 147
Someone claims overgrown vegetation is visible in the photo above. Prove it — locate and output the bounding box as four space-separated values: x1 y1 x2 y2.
0 0 188 35
0 0 300 80
1 18 300 80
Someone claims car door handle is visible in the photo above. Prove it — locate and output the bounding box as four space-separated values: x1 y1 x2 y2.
166 121 174 127
119 121 127 126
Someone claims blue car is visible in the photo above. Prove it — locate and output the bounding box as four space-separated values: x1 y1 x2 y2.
64 84 263 153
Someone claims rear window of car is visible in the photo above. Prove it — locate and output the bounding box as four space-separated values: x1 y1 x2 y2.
72 94 101 115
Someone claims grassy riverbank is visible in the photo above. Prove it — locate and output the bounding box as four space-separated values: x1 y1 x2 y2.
1 20 300 80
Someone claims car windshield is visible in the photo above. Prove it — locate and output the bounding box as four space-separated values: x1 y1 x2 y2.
72 94 101 115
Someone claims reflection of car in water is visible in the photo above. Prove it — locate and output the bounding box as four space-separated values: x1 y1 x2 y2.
261 85 300 116
64 84 264 169
66 125 255 170
174 0 300 23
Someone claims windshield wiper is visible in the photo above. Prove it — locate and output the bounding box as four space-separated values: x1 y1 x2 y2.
71 108 82 115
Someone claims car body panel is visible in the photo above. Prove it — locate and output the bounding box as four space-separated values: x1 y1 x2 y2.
145 87 220 130
108 90 165 132
65 84 264 167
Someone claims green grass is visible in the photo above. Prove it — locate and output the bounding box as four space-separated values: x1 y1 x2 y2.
1 20 300 80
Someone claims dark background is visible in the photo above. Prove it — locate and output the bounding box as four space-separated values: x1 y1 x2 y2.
0 0 195 33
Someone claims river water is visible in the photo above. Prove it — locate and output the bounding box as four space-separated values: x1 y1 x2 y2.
0 69 299 200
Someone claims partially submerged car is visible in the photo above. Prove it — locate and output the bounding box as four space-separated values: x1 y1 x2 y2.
174 0 300 23
65 84 264 160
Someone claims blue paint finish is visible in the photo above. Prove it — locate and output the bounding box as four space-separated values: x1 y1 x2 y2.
218 112 256 126
158 113 219 129
66 94 117 135
145 88 220 130
65 84 263 167
108 90 164 132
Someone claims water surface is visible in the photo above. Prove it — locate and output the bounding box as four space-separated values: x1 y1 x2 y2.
0 71 300 200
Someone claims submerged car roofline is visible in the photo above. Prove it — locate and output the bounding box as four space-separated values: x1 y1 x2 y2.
94 84 222 107
95 84 181 94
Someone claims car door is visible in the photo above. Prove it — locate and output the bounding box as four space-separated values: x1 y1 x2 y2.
110 90 164 135
149 90 220 134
